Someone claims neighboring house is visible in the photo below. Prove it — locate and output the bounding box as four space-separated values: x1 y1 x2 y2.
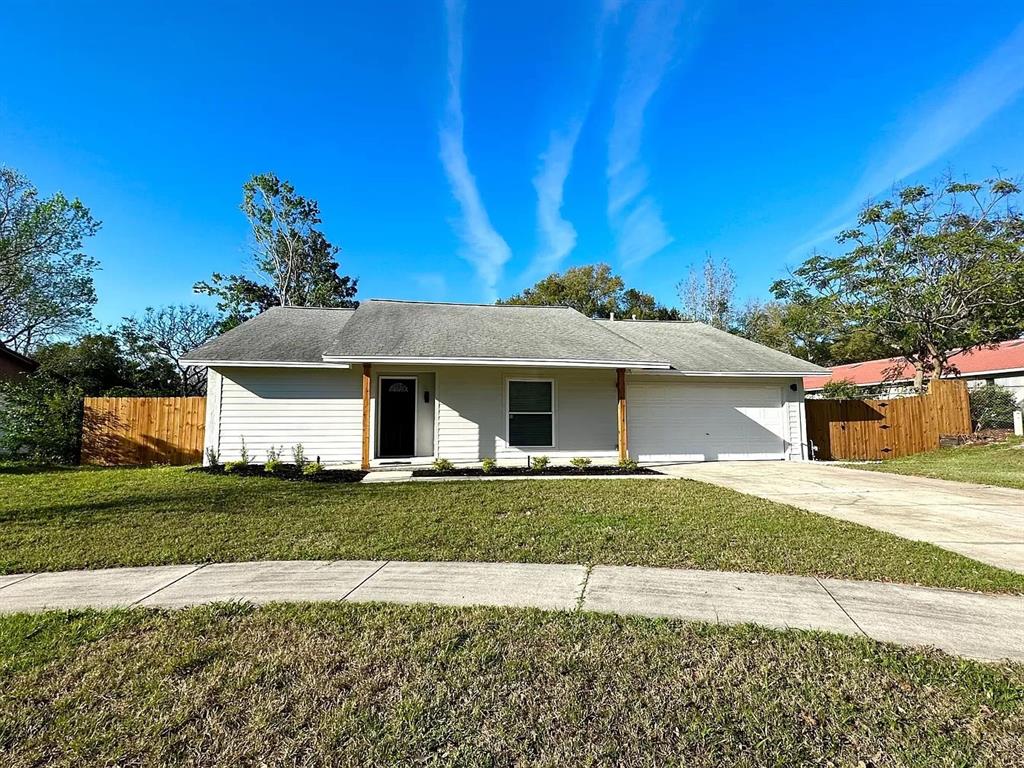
0 344 38 380
182 300 827 468
803 338 1024 405
0 344 38 451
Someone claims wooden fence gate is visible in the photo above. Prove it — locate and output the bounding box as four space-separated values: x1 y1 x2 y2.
804 379 971 461
81 396 206 465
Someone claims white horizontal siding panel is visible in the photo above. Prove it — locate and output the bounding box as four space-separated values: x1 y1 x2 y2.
435 366 618 462
216 367 362 465
435 368 502 462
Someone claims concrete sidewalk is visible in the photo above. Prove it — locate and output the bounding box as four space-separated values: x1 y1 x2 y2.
1 560 1022 662
660 461 1024 573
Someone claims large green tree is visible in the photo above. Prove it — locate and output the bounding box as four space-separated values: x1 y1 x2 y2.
735 299 895 366
773 176 1024 387
195 173 357 330
0 167 101 353
500 263 679 319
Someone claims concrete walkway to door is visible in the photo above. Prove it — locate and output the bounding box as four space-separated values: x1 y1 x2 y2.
660 462 1024 574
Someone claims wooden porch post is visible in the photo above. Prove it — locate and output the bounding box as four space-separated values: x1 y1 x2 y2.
361 363 372 470
616 367 628 462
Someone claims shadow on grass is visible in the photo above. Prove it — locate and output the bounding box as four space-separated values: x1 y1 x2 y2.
0 463 82 475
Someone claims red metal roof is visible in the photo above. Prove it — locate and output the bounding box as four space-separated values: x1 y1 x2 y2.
804 338 1024 390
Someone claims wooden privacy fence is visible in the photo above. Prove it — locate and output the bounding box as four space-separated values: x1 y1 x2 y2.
805 379 971 461
81 396 206 466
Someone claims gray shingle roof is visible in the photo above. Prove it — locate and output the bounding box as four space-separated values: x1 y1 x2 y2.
183 306 355 363
596 319 829 374
183 300 827 375
321 300 668 365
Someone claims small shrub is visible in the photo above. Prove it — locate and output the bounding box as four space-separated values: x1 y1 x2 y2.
302 460 324 476
238 437 251 466
530 455 550 471
205 446 220 467
224 460 246 473
970 383 1019 430
618 457 639 472
433 457 455 473
569 456 592 469
291 443 307 470
264 446 282 474
0 376 83 463
481 457 497 474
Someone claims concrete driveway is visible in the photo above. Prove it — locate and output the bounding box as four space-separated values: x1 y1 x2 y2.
660 462 1024 574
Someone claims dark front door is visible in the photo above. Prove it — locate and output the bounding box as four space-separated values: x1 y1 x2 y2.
379 378 416 457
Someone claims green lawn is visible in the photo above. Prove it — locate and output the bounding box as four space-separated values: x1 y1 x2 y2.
2 466 1024 592
2 603 1022 766
847 437 1024 490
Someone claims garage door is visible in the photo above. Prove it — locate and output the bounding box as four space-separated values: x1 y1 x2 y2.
628 381 786 462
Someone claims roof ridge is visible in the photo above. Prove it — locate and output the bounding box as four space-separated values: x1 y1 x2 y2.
271 305 357 311
366 299 576 309
596 318 696 324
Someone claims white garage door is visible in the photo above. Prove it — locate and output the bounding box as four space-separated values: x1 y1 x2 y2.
628 381 786 462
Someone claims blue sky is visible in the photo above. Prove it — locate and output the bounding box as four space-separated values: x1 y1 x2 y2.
4 1 1024 326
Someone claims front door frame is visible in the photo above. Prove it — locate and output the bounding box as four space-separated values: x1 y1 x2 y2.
376 375 418 458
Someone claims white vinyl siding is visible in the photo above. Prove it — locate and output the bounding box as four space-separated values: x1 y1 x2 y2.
204 365 810 467
213 367 362 465
627 377 794 462
435 367 618 462
783 379 808 460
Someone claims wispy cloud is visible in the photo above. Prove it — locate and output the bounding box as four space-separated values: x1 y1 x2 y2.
790 20 1024 258
530 121 583 277
440 0 511 299
606 0 686 266
526 4 623 280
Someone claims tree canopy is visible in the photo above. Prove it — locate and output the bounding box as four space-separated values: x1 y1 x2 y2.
735 299 895 366
0 167 101 353
773 176 1024 386
195 172 357 331
120 304 219 395
499 263 679 319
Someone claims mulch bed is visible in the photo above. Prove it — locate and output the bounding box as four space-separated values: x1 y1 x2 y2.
412 466 661 478
189 465 368 483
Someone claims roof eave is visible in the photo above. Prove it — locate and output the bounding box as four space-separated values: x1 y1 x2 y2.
180 359 352 369
642 369 830 378
320 355 672 370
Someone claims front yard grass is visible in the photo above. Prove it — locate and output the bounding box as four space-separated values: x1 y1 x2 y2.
846 436 1024 490
2 466 1024 592
2 602 1023 766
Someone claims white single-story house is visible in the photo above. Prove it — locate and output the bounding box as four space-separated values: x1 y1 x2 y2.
182 300 828 468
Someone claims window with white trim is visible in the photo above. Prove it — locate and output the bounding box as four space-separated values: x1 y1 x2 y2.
507 379 554 447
